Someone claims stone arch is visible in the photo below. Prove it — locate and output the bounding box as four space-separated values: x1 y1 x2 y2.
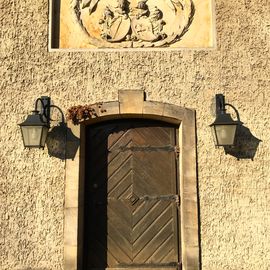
64 90 199 270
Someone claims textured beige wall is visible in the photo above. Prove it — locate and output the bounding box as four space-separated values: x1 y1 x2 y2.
0 0 270 269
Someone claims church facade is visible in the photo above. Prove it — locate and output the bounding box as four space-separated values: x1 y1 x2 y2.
0 0 269 269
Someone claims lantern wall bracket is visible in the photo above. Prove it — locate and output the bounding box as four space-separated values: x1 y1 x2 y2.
34 96 51 126
35 96 65 126
215 94 241 122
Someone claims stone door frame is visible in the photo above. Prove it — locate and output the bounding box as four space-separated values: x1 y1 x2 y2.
64 90 200 270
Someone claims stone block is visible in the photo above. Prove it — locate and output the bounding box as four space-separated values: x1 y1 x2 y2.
182 197 198 211
65 158 80 205
64 207 78 246
119 90 144 114
182 210 199 229
64 245 78 270
142 101 165 117
65 185 79 209
163 103 185 121
183 227 199 247
99 101 120 117
185 246 200 270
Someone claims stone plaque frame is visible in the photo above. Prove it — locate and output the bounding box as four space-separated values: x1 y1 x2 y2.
64 90 200 270
49 0 216 51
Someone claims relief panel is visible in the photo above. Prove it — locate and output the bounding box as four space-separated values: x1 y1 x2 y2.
51 0 215 49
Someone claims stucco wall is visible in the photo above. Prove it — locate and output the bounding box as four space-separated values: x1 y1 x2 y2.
0 0 270 269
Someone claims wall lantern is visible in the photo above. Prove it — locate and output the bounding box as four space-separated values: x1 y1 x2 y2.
210 94 243 147
19 96 52 149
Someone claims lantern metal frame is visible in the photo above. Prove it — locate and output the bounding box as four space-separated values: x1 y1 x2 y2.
210 94 243 147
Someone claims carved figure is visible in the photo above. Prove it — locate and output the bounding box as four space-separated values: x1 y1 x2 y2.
149 7 166 39
150 6 162 22
134 0 149 19
115 0 127 15
99 7 115 40
99 4 131 42
130 5 166 42
165 0 185 12
81 0 100 14
114 0 128 19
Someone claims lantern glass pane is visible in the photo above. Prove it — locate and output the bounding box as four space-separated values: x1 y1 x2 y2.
211 126 218 146
40 127 49 148
21 126 43 147
215 124 237 146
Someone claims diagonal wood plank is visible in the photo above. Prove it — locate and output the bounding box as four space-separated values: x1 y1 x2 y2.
108 199 132 229
107 234 132 264
107 219 132 259
161 248 177 263
132 127 174 146
146 235 174 263
133 218 175 263
118 184 133 200
133 201 171 241
108 168 133 198
107 153 133 194
133 203 173 258
133 200 157 224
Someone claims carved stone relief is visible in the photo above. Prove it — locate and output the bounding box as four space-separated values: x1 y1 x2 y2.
73 0 194 48
56 0 215 49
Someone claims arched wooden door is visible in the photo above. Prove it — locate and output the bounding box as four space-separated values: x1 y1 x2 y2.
83 119 180 270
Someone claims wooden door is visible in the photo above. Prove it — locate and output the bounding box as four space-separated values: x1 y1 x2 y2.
83 119 180 270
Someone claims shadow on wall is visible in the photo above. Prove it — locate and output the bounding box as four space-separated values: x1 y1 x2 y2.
224 125 262 160
46 123 80 160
